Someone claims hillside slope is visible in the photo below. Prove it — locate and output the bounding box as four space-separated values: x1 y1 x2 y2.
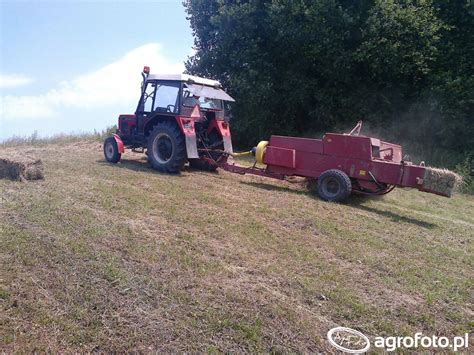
1 141 472 352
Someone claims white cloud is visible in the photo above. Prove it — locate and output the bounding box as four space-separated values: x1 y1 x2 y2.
0 43 184 120
0 74 34 88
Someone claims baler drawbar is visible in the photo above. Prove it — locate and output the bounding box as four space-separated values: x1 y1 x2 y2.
214 122 461 202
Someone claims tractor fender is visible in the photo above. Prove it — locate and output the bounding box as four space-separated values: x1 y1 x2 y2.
207 119 233 154
175 117 199 159
112 134 125 154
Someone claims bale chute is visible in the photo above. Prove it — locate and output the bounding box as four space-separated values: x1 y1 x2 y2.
421 167 463 197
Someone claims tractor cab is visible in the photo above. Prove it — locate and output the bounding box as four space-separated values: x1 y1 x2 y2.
129 70 234 137
106 66 235 173
136 71 233 114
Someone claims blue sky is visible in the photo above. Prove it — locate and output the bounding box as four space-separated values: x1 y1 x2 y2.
0 0 194 140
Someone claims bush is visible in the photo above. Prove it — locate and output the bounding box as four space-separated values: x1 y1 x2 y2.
455 156 474 195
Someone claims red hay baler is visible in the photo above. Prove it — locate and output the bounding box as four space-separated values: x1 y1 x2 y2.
220 122 460 202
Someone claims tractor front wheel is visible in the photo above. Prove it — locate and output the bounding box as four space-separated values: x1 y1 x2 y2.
317 169 352 202
103 137 121 163
147 121 187 173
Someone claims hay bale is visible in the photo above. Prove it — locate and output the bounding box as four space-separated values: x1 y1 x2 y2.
0 154 44 181
422 167 462 197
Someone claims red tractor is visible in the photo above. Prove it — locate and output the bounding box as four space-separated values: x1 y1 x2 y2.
104 66 235 172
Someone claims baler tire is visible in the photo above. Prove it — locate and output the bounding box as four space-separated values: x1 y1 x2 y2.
317 169 352 202
189 158 218 172
147 121 187 173
104 137 121 163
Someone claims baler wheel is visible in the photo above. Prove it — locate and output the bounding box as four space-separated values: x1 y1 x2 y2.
147 121 187 173
317 169 352 202
103 137 121 163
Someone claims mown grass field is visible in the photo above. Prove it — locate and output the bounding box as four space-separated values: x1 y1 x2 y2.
0 140 472 352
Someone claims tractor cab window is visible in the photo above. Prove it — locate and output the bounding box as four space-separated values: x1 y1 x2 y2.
153 83 180 113
138 82 156 113
182 89 223 110
199 97 223 110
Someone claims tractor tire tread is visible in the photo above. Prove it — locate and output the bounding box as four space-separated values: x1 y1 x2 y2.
147 121 187 173
103 136 121 163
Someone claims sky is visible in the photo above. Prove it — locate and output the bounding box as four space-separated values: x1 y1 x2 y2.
0 0 194 140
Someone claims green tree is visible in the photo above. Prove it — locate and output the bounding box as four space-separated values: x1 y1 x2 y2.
184 0 473 167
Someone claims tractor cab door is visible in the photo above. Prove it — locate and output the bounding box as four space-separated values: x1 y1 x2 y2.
136 82 157 133
153 81 181 114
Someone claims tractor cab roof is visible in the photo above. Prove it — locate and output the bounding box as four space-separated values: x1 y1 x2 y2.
147 74 221 87
146 73 235 102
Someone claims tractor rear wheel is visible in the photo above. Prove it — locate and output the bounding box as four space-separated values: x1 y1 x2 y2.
147 121 187 173
103 137 121 163
317 169 352 202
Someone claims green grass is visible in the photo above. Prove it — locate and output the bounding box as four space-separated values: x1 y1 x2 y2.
0 139 472 352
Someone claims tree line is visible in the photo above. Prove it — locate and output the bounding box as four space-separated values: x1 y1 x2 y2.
183 0 473 168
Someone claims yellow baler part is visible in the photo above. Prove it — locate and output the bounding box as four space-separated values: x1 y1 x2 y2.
256 141 269 164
